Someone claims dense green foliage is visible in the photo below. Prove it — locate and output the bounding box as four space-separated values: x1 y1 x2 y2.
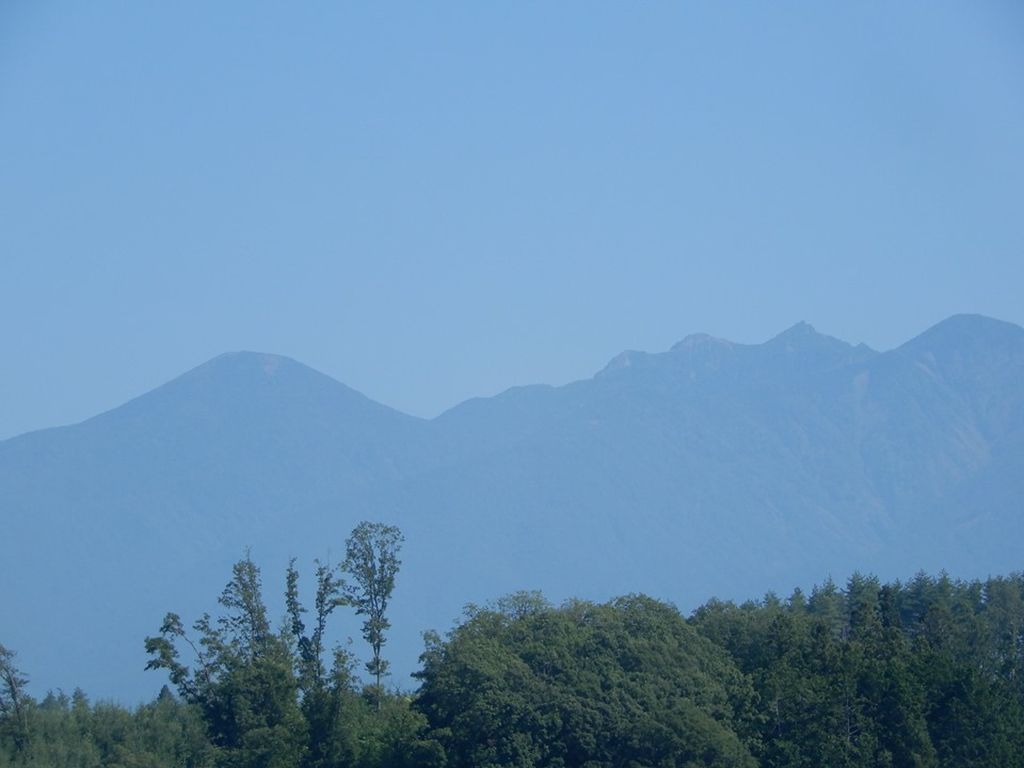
691 572 1024 767
140 541 437 768
2 563 1023 767
0 684 210 768
416 592 757 767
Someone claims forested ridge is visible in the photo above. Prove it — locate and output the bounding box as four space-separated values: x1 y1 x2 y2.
2 548 1023 767
7 316 1024 703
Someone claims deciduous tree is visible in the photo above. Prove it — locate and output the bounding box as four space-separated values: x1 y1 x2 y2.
340 522 404 703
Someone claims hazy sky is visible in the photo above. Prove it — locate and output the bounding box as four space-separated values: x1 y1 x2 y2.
2 2 1023 439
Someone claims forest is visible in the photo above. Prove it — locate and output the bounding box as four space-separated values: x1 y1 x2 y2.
2 523 1023 768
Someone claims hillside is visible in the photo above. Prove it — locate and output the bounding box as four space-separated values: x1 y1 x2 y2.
1 315 1022 700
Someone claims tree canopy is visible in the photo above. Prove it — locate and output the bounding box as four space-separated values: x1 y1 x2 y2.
416 592 758 768
3 550 1024 768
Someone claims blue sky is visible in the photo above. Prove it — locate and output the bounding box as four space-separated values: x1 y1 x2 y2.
2 2 1023 439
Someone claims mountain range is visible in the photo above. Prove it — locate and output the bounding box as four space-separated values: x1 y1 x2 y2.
3 313 1023 701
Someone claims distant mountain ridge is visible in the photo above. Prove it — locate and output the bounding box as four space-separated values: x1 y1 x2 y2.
2 314 1022 701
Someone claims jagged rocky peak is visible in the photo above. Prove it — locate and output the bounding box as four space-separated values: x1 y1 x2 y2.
761 321 878 367
599 332 733 378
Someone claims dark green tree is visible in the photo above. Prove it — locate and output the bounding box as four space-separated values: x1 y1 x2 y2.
286 558 343 695
146 554 306 768
340 522 404 703
285 558 367 768
416 592 757 768
0 644 30 756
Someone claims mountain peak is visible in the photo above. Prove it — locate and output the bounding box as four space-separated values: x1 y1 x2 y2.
197 350 299 377
81 348 424 435
670 332 733 352
142 351 325 401
168 350 348 393
764 321 857 352
601 350 643 373
901 314 1024 353
770 321 820 342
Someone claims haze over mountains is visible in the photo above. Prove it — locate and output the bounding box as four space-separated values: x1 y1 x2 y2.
3 314 1023 701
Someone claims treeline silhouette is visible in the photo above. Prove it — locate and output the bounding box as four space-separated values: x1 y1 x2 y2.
2 556 1023 767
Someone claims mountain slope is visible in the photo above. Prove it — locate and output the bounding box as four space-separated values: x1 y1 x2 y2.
2 316 1022 701
0 352 434 698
